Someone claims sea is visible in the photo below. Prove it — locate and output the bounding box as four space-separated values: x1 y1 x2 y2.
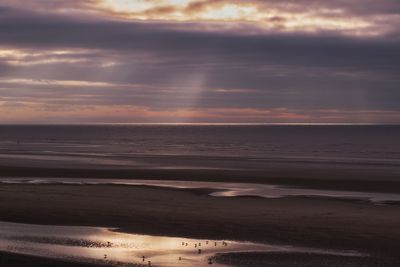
0 124 399 172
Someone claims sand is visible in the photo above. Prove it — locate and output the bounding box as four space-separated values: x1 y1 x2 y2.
0 183 399 259
0 163 400 266
0 251 142 267
213 252 400 267
1 165 400 193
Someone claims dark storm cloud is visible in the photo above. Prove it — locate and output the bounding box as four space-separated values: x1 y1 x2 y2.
0 1 399 122
0 5 398 70
265 0 400 15
0 61 14 76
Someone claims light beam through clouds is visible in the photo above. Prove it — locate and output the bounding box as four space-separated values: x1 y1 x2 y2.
0 0 399 123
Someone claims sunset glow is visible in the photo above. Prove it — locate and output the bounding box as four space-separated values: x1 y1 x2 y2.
94 0 384 35
0 0 399 123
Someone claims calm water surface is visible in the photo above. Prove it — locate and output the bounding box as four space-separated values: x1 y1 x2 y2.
0 124 399 170
0 221 365 267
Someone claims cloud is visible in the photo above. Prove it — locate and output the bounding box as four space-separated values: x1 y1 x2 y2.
95 0 400 36
0 7 398 73
2 0 400 36
0 2 399 123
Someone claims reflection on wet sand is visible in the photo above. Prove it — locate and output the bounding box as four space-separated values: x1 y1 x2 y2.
2 178 400 204
0 221 364 267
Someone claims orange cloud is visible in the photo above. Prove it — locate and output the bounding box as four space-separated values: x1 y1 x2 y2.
88 0 394 36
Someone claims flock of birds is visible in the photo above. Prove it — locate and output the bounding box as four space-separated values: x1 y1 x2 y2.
102 240 229 266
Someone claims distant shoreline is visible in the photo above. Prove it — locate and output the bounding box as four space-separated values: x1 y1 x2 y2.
1 123 400 126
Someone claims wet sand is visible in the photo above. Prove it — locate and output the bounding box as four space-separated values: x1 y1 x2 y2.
0 183 399 260
1 161 400 266
1 165 400 193
5 252 397 267
6 220 355 267
214 252 400 267
2 126 400 266
0 251 117 267
3 177 400 204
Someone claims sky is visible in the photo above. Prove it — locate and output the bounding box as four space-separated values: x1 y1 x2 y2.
0 0 399 124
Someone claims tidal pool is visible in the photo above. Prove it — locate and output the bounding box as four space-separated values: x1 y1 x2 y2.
0 221 364 267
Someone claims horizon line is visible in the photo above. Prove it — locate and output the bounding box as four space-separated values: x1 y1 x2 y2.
0 122 399 126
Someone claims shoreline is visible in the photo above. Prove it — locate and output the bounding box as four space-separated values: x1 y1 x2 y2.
1 165 400 193
2 178 400 204
1 183 399 258
1 163 400 266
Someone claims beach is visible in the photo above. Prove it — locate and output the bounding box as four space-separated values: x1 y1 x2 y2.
1 178 400 260
0 125 400 266
2 0 400 264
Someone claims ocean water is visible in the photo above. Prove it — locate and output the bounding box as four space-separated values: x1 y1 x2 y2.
0 124 399 170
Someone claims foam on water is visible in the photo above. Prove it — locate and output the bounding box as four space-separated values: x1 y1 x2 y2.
1 178 400 204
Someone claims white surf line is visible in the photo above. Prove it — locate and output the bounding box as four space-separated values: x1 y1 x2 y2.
1 178 400 204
